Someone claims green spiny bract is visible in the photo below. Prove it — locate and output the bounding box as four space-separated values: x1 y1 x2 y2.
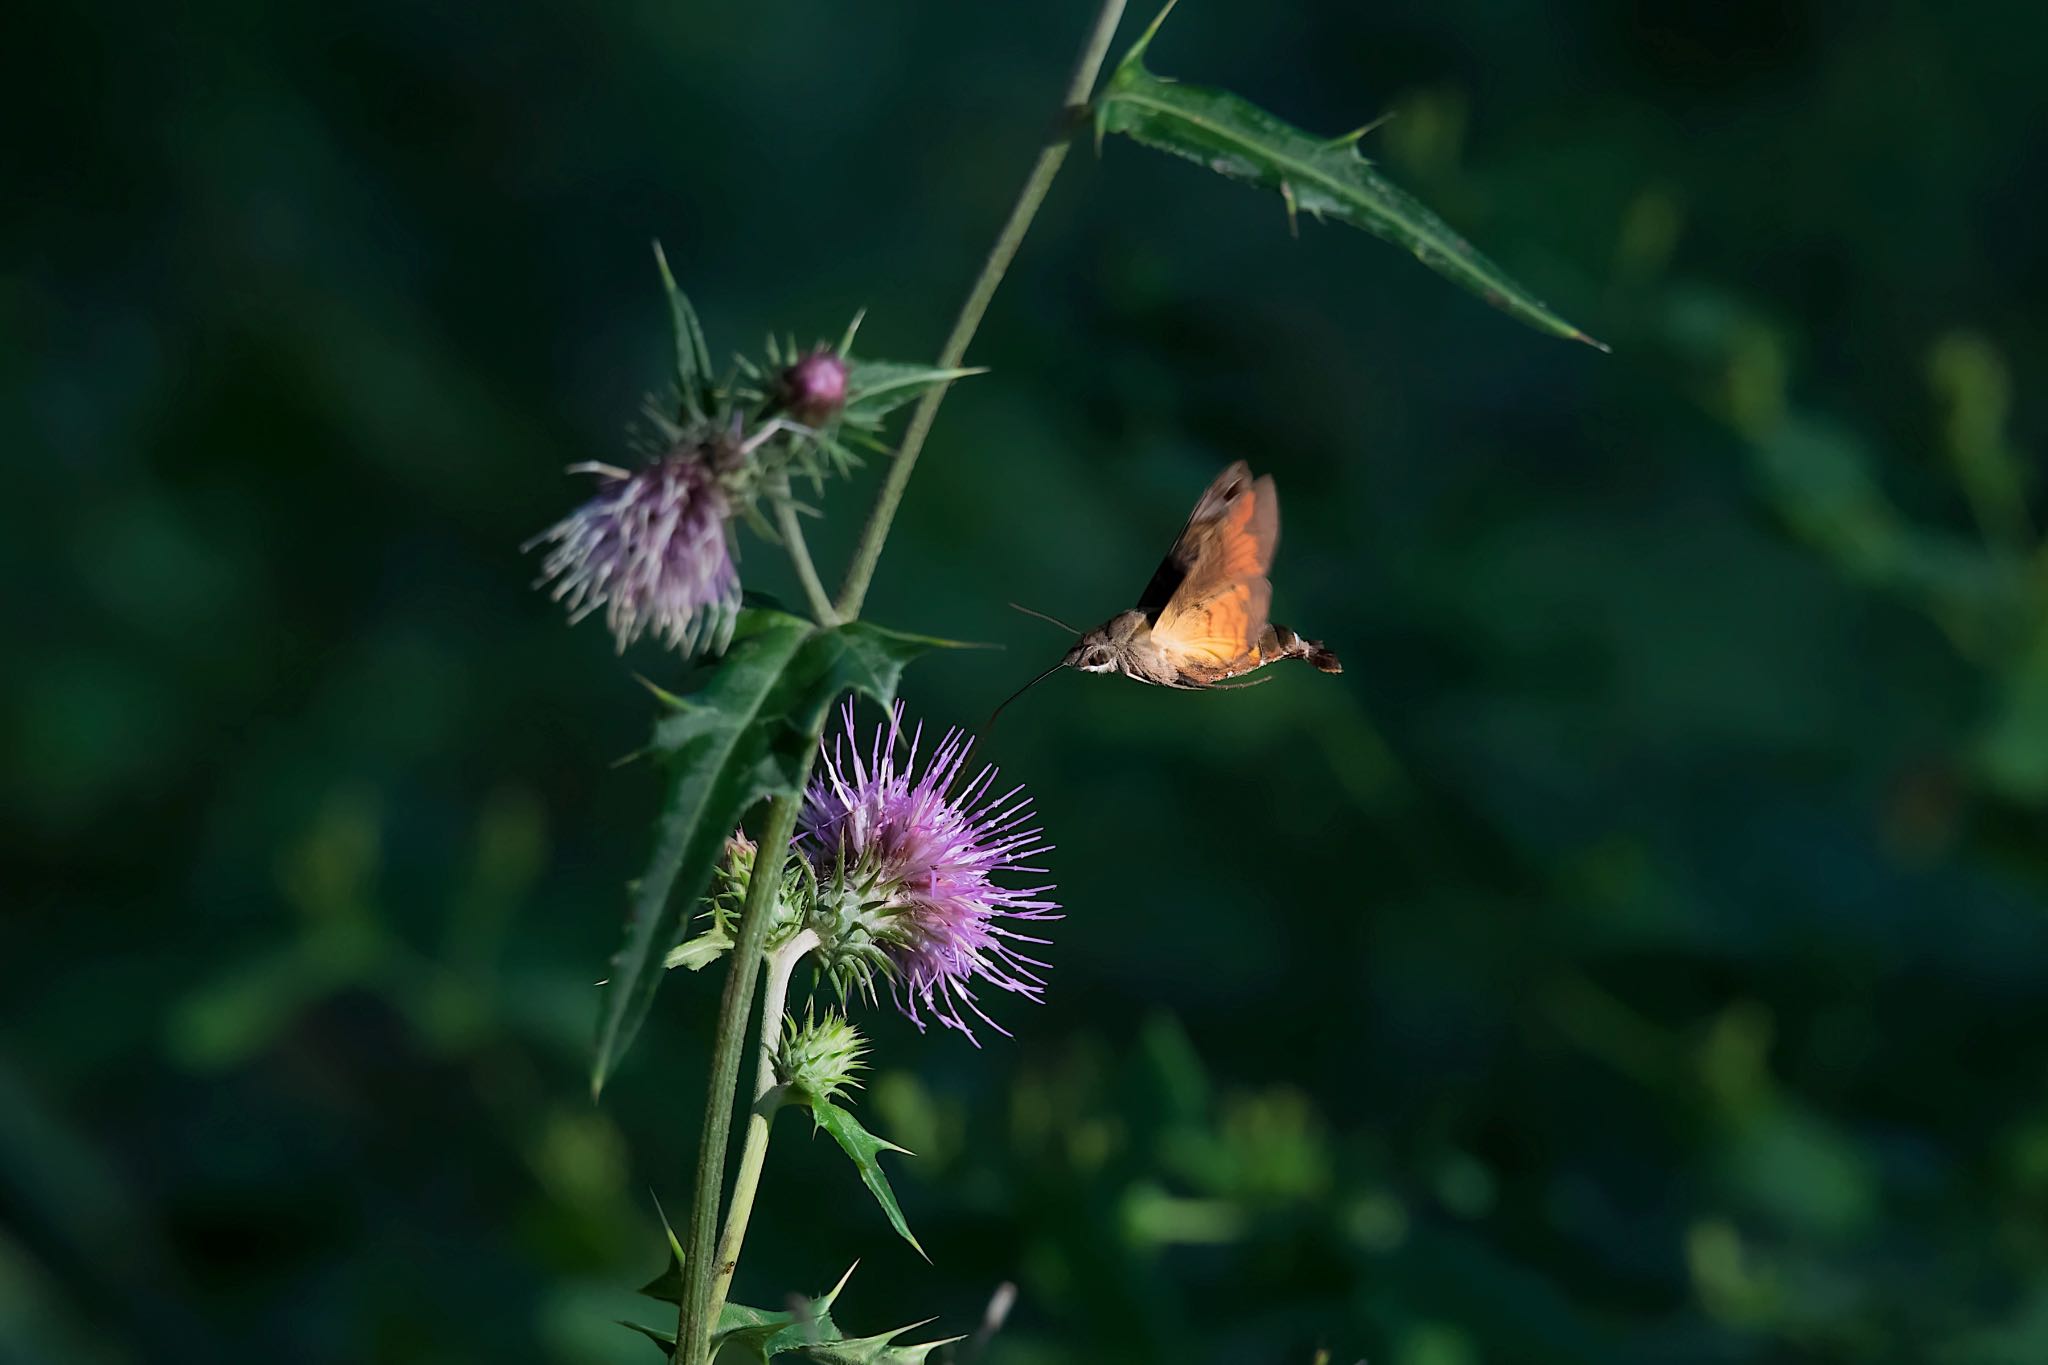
776 1008 870 1107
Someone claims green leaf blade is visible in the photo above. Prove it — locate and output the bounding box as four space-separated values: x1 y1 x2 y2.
592 610 815 1098
618 1318 676 1355
653 240 717 417
630 1265 946 1362
842 360 987 427
1094 56 1605 351
810 1099 926 1260
788 1328 965 1365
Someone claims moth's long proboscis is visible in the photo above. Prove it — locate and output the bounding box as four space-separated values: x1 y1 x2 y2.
984 660 1067 734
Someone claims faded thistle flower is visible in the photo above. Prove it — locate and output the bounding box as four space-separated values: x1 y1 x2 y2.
776 1008 869 1106
801 699 1058 1043
526 441 741 657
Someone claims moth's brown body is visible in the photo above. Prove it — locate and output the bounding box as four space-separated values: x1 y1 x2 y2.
1064 462 1341 689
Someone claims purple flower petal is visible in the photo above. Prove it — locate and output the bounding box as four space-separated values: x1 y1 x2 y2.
803 700 1059 1043
526 451 740 655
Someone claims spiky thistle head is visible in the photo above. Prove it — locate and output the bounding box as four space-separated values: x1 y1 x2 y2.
801 700 1059 1043
525 439 741 657
776 1007 869 1106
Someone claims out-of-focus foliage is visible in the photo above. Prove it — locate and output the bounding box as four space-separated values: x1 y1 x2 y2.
6 2 2047 1363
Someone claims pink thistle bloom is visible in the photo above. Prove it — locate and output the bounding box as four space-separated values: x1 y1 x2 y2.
802 700 1058 1043
526 450 740 656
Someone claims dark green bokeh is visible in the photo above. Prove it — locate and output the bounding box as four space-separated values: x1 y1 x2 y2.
8 2 2047 1362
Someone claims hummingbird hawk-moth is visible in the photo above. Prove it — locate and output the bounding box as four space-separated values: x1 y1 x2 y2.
996 462 1341 718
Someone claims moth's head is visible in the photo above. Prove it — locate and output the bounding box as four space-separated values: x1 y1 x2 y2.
1062 631 1118 674
1062 612 1143 673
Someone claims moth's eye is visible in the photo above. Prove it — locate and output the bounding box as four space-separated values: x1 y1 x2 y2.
1087 650 1113 669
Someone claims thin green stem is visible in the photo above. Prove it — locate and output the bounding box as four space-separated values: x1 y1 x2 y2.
670 786 814 1365
703 927 819 1332
776 484 841 626
834 0 1131 620
670 6 1131 1359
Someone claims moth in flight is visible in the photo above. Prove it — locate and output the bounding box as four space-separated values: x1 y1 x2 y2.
997 462 1340 718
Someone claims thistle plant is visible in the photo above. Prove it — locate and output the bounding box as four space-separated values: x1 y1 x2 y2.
533 3 1601 1361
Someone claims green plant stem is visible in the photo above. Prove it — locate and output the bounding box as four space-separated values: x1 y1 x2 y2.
703 927 819 1334
776 485 841 626
670 7 1131 1359
670 787 814 1365
834 0 1130 620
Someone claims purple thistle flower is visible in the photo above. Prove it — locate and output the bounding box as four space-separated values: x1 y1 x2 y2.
526 449 741 656
803 700 1058 1043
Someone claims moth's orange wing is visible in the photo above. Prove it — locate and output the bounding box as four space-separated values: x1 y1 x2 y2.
1149 469 1280 668
1136 462 1279 621
1151 577 1273 668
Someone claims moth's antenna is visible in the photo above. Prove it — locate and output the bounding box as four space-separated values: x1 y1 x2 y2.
1007 602 1079 635
984 660 1067 733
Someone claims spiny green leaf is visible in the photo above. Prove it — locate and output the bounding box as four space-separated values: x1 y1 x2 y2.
591 612 949 1097
620 1310 840 1362
628 1265 938 1362
712 1303 815 1363
649 1266 859 1361
808 1099 926 1259
1092 3 1606 351
786 1322 965 1365
664 925 735 971
653 240 717 418
843 360 987 427
638 1263 688 1304
803 621 980 706
637 1193 690 1302
591 610 812 1098
712 1268 858 1361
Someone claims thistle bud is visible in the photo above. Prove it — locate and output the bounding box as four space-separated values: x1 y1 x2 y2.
776 1008 869 1106
667 832 814 972
715 831 758 904
780 349 849 424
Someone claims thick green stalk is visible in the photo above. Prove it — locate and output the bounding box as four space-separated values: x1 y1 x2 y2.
671 787 812 1365
834 0 1131 619
703 928 819 1332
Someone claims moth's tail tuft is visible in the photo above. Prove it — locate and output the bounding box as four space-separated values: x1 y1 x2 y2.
1268 624 1343 675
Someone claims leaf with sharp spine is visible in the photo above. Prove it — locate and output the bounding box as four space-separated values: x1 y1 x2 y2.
637 1193 689 1302
1091 1 1606 351
787 1322 966 1365
624 1263 964 1362
808 1098 926 1260
843 360 988 427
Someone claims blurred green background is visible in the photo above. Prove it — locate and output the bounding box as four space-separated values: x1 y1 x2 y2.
9 1 2048 1361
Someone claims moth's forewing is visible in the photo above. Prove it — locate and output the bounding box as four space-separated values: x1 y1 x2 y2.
1136 461 1258 621
1149 469 1279 673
